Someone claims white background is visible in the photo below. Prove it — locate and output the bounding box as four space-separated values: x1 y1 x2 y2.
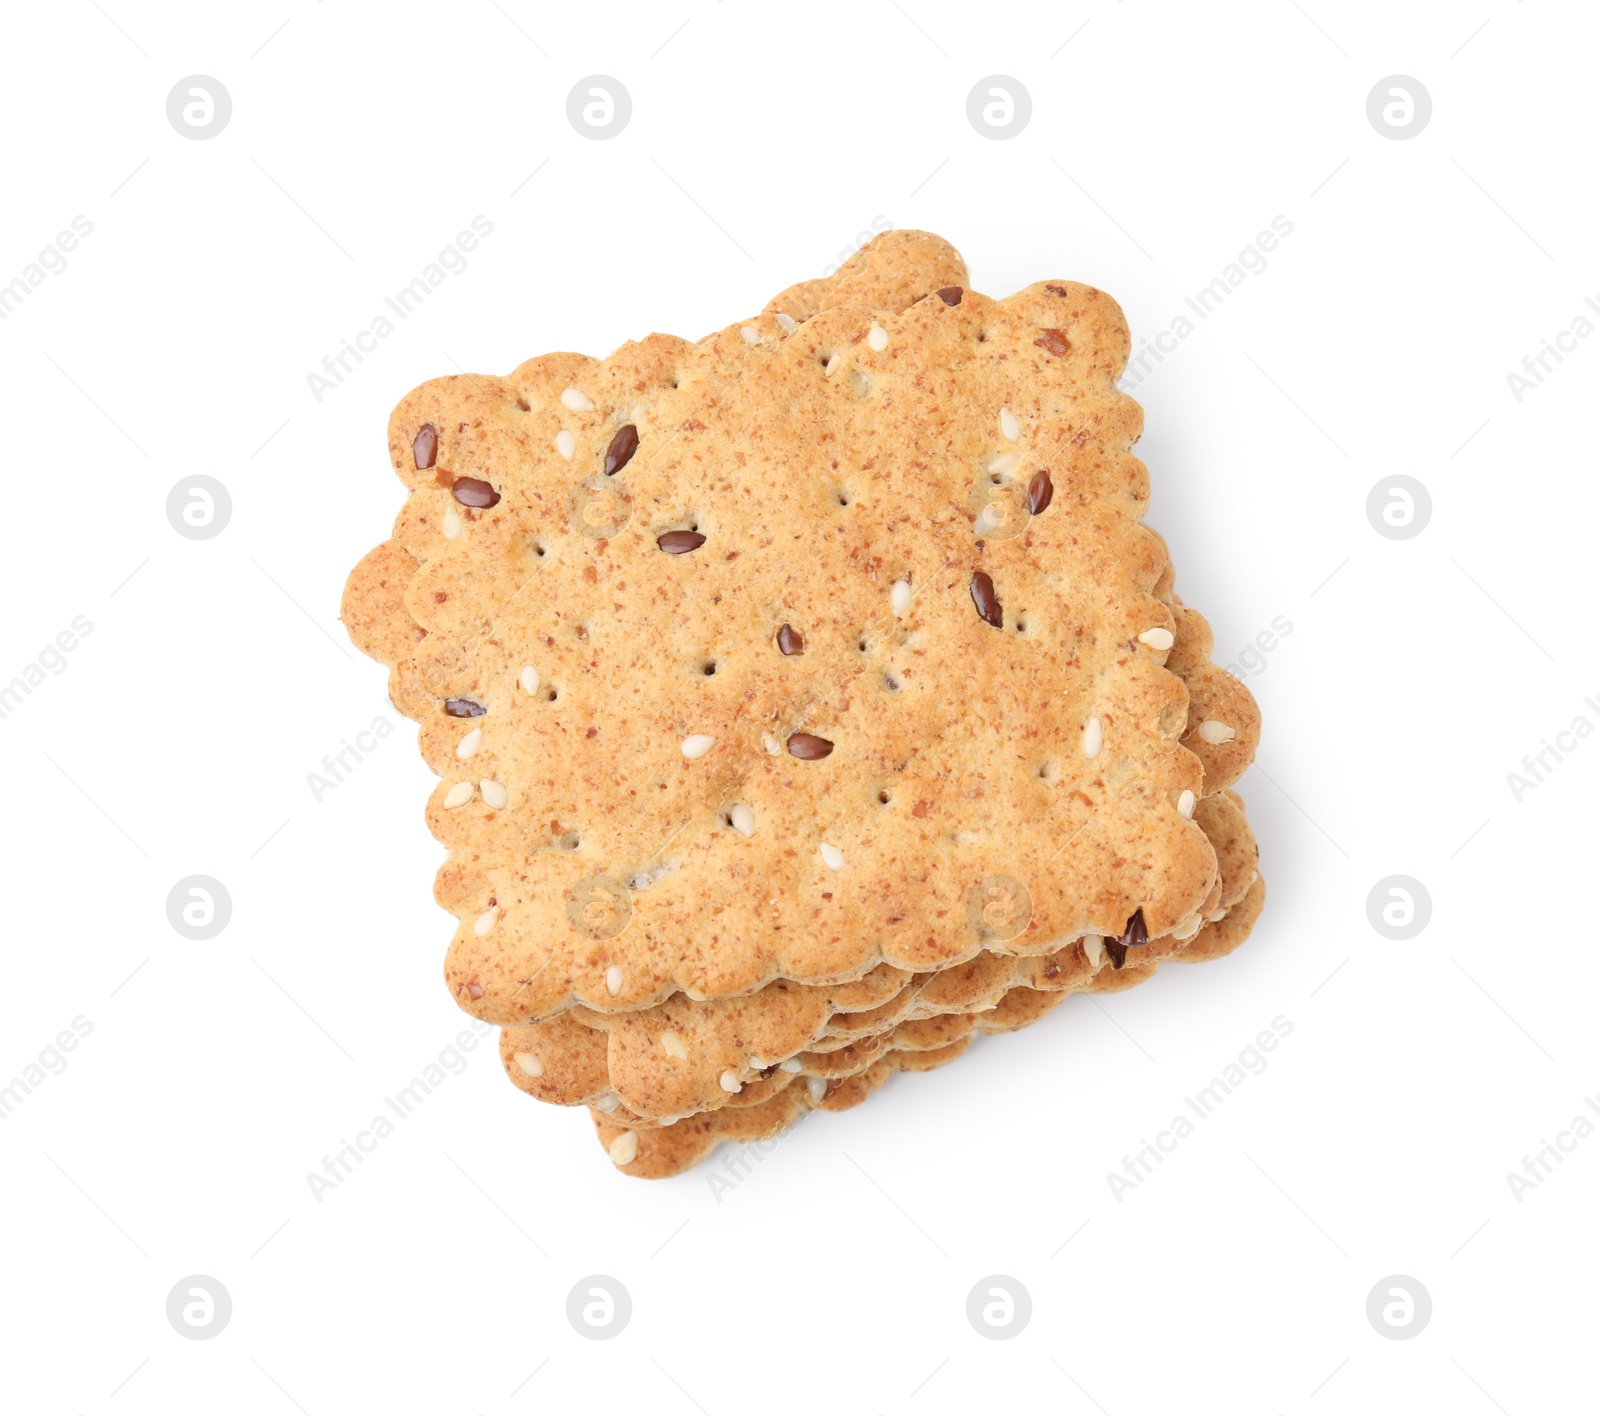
2 1 1596 1411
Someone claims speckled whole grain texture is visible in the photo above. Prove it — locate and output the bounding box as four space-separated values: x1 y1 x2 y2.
342 231 1264 1034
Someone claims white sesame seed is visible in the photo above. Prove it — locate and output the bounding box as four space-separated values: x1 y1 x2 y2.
473 906 498 937
807 1076 827 1103
774 311 799 334
560 387 593 412
520 665 540 694
661 1030 689 1060
762 733 782 755
974 503 1003 536
513 1051 543 1077
824 353 841 377
443 781 474 809
1197 719 1236 745
780 1058 802 1073
456 727 483 759
1177 789 1196 819
891 579 912 615
595 1090 621 1113
1175 912 1204 940
719 1069 742 1093
1138 627 1175 650
605 965 623 996
999 406 1021 442
1085 935 1104 968
480 779 508 810
868 322 889 351
608 1130 639 1165
819 841 845 871
441 505 463 540
748 1056 768 1070
554 430 576 460
729 803 755 837
987 452 1020 476
681 734 716 760
1081 716 1103 759
740 325 762 344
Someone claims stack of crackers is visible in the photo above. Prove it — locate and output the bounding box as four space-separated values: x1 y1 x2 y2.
342 232 1263 1178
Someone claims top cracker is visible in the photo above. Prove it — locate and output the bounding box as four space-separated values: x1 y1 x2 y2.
343 231 1257 1023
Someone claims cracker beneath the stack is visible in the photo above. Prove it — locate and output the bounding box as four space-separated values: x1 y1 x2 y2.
342 230 1265 1178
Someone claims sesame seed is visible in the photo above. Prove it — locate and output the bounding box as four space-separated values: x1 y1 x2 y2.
514 1051 543 1077
780 1058 802 1073
605 965 624 996
480 779 508 810
868 322 889 351
774 311 798 334
762 733 782 755
560 387 593 412
442 781 474 809
681 734 716 759
1138 627 1175 650
807 1076 827 1103
891 579 912 615
661 1030 689 1060
987 452 1020 476
740 325 762 344
554 430 576 460
999 406 1021 442
608 1130 639 1165
824 353 841 377
1084 935 1104 968
748 1056 768 1070
520 666 540 694
974 503 1003 536
719 1069 742 1093
473 906 498 937
1081 716 1103 759
819 841 845 871
456 727 483 759
595 1091 621 1113
1197 719 1236 745
1175 912 1204 940
729 803 755 837
1177 789 1196 819
441 506 463 540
